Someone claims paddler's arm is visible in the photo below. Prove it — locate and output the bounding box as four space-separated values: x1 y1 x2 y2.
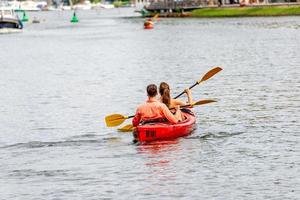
161 104 180 124
184 88 193 104
172 89 192 106
132 110 141 127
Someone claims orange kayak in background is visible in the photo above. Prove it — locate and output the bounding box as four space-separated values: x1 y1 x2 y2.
144 21 154 29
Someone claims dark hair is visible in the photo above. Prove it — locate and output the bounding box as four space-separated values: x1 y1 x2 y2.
159 82 171 107
147 84 157 97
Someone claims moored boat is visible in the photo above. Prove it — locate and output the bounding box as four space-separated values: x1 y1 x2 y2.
10 0 42 11
0 7 23 30
73 1 92 10
92 3 114 9
133 109 196 143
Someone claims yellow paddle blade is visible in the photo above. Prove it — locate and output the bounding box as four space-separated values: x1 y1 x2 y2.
169 99 216 110
105 114 128 127
152 14 159 20
192 99 217 106
118 124 134 132
198 67 222 84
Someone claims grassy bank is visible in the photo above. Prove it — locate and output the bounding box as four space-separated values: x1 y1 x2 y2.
191 6 300 17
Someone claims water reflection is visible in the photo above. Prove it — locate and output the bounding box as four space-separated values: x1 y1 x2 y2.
136 140 181 167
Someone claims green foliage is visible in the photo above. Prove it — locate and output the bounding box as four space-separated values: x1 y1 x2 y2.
90 0 101 3
113 0 130 7
113 1 122 7
71 0 80 5
191 6 300 17
175 8 181 13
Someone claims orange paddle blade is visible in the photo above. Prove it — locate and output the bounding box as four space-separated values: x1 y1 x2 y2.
198 67 222 84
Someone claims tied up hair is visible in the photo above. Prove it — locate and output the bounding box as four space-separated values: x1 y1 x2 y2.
159 82 171 108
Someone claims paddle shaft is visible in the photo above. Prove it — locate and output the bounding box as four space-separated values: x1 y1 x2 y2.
105 67 221 127
119 66 221 122
127 115 134 119
173 66 222 99
173 82 198 99
169 99 216 110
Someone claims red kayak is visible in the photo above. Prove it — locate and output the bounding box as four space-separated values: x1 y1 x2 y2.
144 21 154 29
133 110 196 143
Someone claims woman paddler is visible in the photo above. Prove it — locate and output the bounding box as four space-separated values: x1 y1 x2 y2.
159 82 193 121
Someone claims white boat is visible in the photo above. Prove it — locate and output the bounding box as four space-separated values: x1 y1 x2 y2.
22 1 41 11
6 0 46 11
73 1 92 10
7 0 42 11
6 0 20 10
62 5 71 10
0 27 22 33
36 1 47 10
93 3 114 9
0 7 23 31
46 4 70 11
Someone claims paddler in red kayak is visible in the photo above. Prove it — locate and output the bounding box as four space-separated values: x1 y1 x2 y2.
132 84 181 127
144 18 154 29
159 82 193 121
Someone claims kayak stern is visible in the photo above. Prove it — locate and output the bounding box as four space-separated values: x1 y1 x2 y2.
134 111 196 143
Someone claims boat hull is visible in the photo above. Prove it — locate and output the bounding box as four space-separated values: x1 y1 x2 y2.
134 110 196 143
0 19 22 29
1 7 23 30
0 28 22 34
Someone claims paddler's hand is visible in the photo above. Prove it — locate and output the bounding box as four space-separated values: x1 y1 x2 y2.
184 88 193 104
174 105 182 122
184 88 191 95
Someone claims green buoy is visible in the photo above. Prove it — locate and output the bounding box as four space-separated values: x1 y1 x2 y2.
22 12 29 22
70 12 79 23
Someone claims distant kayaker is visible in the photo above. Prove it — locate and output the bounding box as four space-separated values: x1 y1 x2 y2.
159 82 193 121
144 18 154 29
132 84 181 127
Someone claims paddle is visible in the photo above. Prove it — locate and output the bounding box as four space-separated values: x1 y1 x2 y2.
173 67 222 99
105 114 135 127
170 99 216 110
106 99 216 128
152 14 159 22
105 67 222 128
118 124 134 132
116 99 217 132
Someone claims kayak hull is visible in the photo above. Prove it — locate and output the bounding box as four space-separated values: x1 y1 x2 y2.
144 26 153 29
133 110 196 143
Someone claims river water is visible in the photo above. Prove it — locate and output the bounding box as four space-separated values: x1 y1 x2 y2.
0 8 299 200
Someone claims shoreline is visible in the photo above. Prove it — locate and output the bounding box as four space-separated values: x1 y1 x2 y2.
142 4 300 18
